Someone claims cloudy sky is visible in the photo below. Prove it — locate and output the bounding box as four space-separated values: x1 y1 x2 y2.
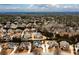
0 4 79 12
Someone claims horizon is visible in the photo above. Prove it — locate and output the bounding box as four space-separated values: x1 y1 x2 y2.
0 4 79 12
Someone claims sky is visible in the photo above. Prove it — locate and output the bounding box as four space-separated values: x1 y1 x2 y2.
0 4 79 12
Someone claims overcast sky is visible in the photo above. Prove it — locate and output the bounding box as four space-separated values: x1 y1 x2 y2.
0 4 79 12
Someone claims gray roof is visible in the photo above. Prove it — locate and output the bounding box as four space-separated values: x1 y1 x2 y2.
10 23 17 29
47 40 58 47
15 29 22 32
8 29 14 32
60 41 69 48
0 24 2 27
